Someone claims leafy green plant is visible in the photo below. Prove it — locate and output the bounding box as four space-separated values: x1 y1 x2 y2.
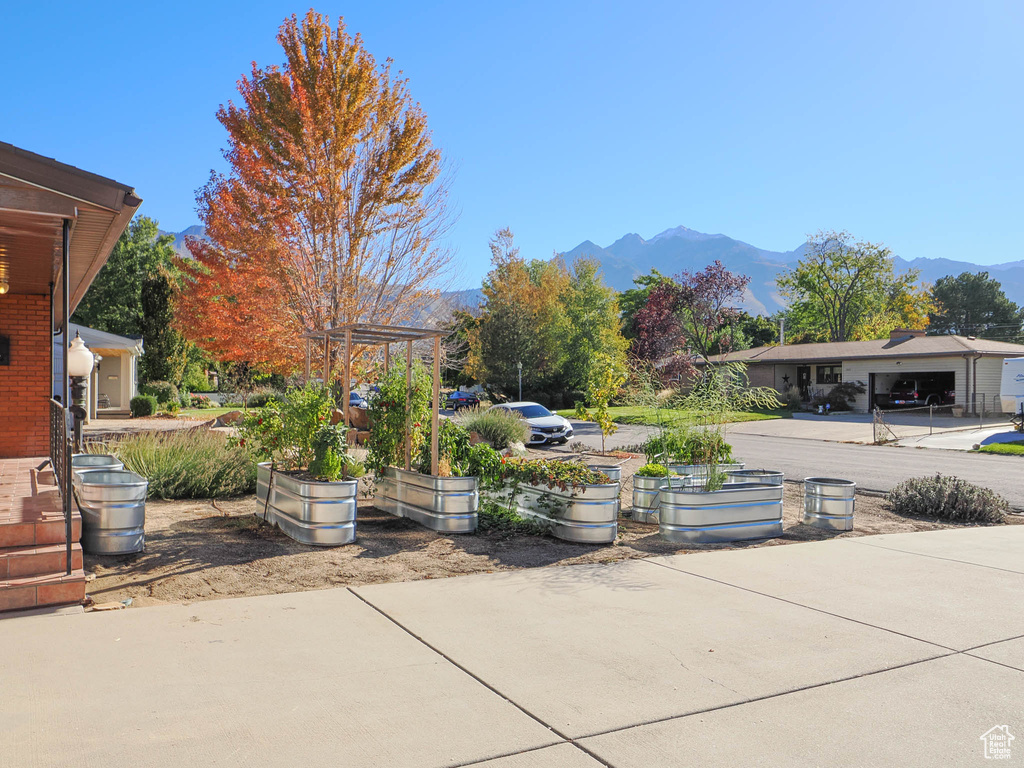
94 430 255 499
477 498 551 535
416 419 474 477
782 385 802 410
452 406 528 449
308 424 364 481
141 380 179 405
366 362 431 475
888 474 1008 523
643 426 733 466
130 395 158 418
499 458 610 491
235 382 359 480
635 463 670 477
810 380 866 411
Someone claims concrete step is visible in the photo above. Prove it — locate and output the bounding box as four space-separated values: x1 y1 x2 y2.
0 568 87 613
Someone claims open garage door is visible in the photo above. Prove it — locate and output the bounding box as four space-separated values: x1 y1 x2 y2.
873 370 956 408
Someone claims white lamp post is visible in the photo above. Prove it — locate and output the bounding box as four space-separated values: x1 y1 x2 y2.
517 361 522 401
67 331 96 450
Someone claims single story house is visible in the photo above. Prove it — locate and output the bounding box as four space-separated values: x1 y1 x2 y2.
53 323 143 418
714 329 1024 413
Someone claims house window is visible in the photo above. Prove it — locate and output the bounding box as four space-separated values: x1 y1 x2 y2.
816 365 842 385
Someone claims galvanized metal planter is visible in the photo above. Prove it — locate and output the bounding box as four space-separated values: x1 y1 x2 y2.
588 464 622 483
726 469 784 485
630 474 689 524
375 467 478 533
256 462 357 546
508 480 619 544
72 454 124 474
74 469 147 555
803 477 856 531
659 482 783 544
667 462 744 480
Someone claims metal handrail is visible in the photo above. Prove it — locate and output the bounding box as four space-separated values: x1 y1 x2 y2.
49 399 74 575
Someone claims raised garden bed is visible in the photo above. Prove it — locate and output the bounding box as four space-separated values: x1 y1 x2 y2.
256 462 357 546
375 467 479 533
497 480 620 544
659 481 783 544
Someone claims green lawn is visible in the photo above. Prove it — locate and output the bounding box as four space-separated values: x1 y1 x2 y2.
555 406 791 426
977 441 1024 456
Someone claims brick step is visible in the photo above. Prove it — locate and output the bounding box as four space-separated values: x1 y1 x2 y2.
0 542 83 579
0 513 82 549
0 568 87 613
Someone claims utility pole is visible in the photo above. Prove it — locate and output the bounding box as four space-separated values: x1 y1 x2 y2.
779 317 786 346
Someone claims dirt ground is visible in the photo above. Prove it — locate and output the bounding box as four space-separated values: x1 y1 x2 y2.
84 454 1019 609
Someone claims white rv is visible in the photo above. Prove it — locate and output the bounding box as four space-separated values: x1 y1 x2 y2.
999 357 1024 413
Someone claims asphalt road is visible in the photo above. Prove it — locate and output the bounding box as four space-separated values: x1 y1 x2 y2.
562 419 1024 506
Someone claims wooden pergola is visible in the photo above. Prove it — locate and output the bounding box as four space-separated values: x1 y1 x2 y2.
302 323 446 475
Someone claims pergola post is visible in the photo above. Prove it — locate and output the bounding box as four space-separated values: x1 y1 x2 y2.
431 336 440 476
405 340 413 471
383 343 390 374
343 328 352 427
323 332 331 383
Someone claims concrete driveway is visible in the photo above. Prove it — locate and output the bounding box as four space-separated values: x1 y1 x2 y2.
4 525 1023 766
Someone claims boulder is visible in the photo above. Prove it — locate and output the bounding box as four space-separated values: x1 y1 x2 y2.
216 410 243 427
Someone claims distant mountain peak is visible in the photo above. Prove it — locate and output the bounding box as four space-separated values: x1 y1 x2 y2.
649 225 724 243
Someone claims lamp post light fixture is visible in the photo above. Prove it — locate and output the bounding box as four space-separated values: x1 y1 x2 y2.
67 331 96 451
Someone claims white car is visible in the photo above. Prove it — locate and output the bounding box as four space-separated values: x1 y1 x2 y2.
491 401 574 446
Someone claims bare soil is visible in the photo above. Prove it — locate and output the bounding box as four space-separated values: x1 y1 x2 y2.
84 454 1018 609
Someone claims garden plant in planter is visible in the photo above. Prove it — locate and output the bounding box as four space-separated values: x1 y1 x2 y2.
484 458 619 544
643 363 786 543
631 463 671 524
369 363 481 532
238 383 365 546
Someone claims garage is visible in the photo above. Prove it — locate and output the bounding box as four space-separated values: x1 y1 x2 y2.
870 370 956 408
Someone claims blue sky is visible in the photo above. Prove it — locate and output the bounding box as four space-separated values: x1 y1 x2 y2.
3 1 1022 288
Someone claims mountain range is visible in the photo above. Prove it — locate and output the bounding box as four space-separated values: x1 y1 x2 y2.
159 225 1024 315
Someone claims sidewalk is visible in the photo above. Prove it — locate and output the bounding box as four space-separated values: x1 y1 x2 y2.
4 526 1023 767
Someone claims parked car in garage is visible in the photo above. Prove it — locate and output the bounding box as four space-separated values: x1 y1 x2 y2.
888 377 955 406
490 401 574 445
445 391 480 411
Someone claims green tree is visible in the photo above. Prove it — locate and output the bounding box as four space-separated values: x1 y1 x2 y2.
723 312 779 352
929 272 1023 339
467 229 568 399
139 268 188 384
72 216 196 386
72 216 174 336
777 230 930 342
561 257 628 390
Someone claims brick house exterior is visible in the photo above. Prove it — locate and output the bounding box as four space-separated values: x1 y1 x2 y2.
0 295 51 457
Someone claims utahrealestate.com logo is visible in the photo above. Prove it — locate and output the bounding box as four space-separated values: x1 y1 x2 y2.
980 726 1014 760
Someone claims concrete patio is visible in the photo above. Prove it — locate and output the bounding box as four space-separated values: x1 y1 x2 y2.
3 525 1022 767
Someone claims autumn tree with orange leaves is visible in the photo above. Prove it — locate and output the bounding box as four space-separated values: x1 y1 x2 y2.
176 11 454 376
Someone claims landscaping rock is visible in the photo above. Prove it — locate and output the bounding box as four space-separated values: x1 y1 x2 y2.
216 410 243 427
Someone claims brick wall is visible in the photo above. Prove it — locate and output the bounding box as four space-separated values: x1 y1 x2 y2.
0 294 51 458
